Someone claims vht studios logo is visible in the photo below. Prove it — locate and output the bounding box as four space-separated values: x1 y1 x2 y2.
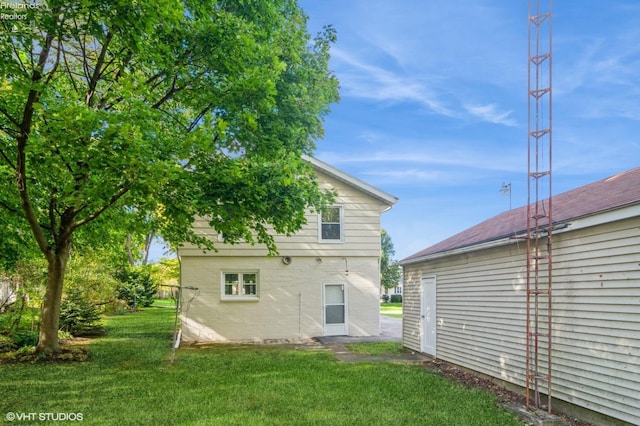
6 412 84 422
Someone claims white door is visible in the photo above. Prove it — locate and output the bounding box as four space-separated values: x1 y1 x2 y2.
323 283 347 336
421 276 437 356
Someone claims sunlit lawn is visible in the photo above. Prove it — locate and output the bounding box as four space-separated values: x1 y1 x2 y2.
380 302 402 318
0 306 522 425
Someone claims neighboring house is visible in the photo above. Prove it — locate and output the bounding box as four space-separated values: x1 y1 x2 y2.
179 156 398 343
400 167 640 425
0 276 17 311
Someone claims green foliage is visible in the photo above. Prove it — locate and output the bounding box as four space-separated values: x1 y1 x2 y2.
114 267 158 309
381 229 402 290
0 0 339 353
59 288 104 336
12 330 38 349
390 294 403 303
65 247 124 307
149 258 179 287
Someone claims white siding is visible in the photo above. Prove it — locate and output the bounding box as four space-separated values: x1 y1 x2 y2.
179 169 387 258
179 165 391 343
403 216 640 424
181 256 380 342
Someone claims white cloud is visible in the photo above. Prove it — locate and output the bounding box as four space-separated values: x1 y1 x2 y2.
464 104 518 127
331 48 455 117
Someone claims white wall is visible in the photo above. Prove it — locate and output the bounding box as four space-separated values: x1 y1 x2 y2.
179 169 387 258
403 216 640 424
181 256 381 342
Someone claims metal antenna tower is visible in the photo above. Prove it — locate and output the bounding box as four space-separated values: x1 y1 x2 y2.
526 0 553 413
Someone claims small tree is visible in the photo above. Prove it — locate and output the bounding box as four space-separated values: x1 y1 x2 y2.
59 287 103 336
114 267 157 311
381 229 402 293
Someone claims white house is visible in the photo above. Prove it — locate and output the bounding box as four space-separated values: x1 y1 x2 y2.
400 167 640 425
178 156 398 343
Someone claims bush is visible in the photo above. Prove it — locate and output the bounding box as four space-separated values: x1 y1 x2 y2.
390 294 402 303
114 267 157 310
12 330 38 349
59 288 104 336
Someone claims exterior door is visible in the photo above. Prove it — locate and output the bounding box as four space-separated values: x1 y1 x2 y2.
323 283 347 336
421 276 437 356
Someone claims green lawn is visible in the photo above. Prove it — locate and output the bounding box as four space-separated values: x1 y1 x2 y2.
0 307 522 425
346 341 405 355
381 302 402 318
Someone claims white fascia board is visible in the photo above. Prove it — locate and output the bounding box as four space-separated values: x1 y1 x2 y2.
303 155 399 207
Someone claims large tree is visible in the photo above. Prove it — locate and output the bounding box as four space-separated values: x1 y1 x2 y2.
0 0 338 354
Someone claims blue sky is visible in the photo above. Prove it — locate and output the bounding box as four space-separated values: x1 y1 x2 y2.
298 0 640 260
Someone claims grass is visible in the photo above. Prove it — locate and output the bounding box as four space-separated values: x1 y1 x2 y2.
152 298 177 308
346 341 405 355
0 307 522 425
381 302 402 318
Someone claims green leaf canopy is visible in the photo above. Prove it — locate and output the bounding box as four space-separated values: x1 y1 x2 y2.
0 0 339 255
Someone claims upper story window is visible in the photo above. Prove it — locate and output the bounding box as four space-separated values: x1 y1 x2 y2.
319 206 344 242
222 272 259 301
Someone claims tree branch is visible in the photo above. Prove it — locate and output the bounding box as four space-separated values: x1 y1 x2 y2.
151 75 182 109
72 183 131 231
49 196 59 241
0 105 21 129
86 31 112 108
16 30 56 255
187 103 214 132
62 45 81 95
0 199 22 216
0 147 16 169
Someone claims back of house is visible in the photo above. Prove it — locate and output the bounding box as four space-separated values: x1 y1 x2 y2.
178 156 397 343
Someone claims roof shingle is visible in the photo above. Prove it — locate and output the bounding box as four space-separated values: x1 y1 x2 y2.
402 167 640 262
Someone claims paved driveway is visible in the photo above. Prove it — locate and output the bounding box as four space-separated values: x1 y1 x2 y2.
315 316 402 344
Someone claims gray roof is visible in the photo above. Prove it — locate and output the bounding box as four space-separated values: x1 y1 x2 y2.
402 167 640 263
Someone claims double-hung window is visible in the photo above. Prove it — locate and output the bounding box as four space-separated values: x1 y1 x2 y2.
222 272 259 300
319 206 344 242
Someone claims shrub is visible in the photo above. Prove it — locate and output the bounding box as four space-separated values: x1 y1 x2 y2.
390 294 403 303
59 288 104 336
114 267 157 310
13 330 38 349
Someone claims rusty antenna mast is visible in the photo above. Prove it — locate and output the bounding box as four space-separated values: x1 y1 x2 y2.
526 0 553 413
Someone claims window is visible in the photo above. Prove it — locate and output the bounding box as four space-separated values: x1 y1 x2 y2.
319 206 343 242
222 272 259 300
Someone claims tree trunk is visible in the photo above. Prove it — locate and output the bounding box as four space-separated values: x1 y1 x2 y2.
36 244 71 355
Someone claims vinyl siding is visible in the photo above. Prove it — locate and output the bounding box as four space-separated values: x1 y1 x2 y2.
403 216 640 424
181 256 381 342
179 169 387 258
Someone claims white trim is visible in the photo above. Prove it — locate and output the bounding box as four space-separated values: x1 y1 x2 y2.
303 155 398 206
323 282 348 336
220 270 260 301
318 205 345 243
401 203 640 265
